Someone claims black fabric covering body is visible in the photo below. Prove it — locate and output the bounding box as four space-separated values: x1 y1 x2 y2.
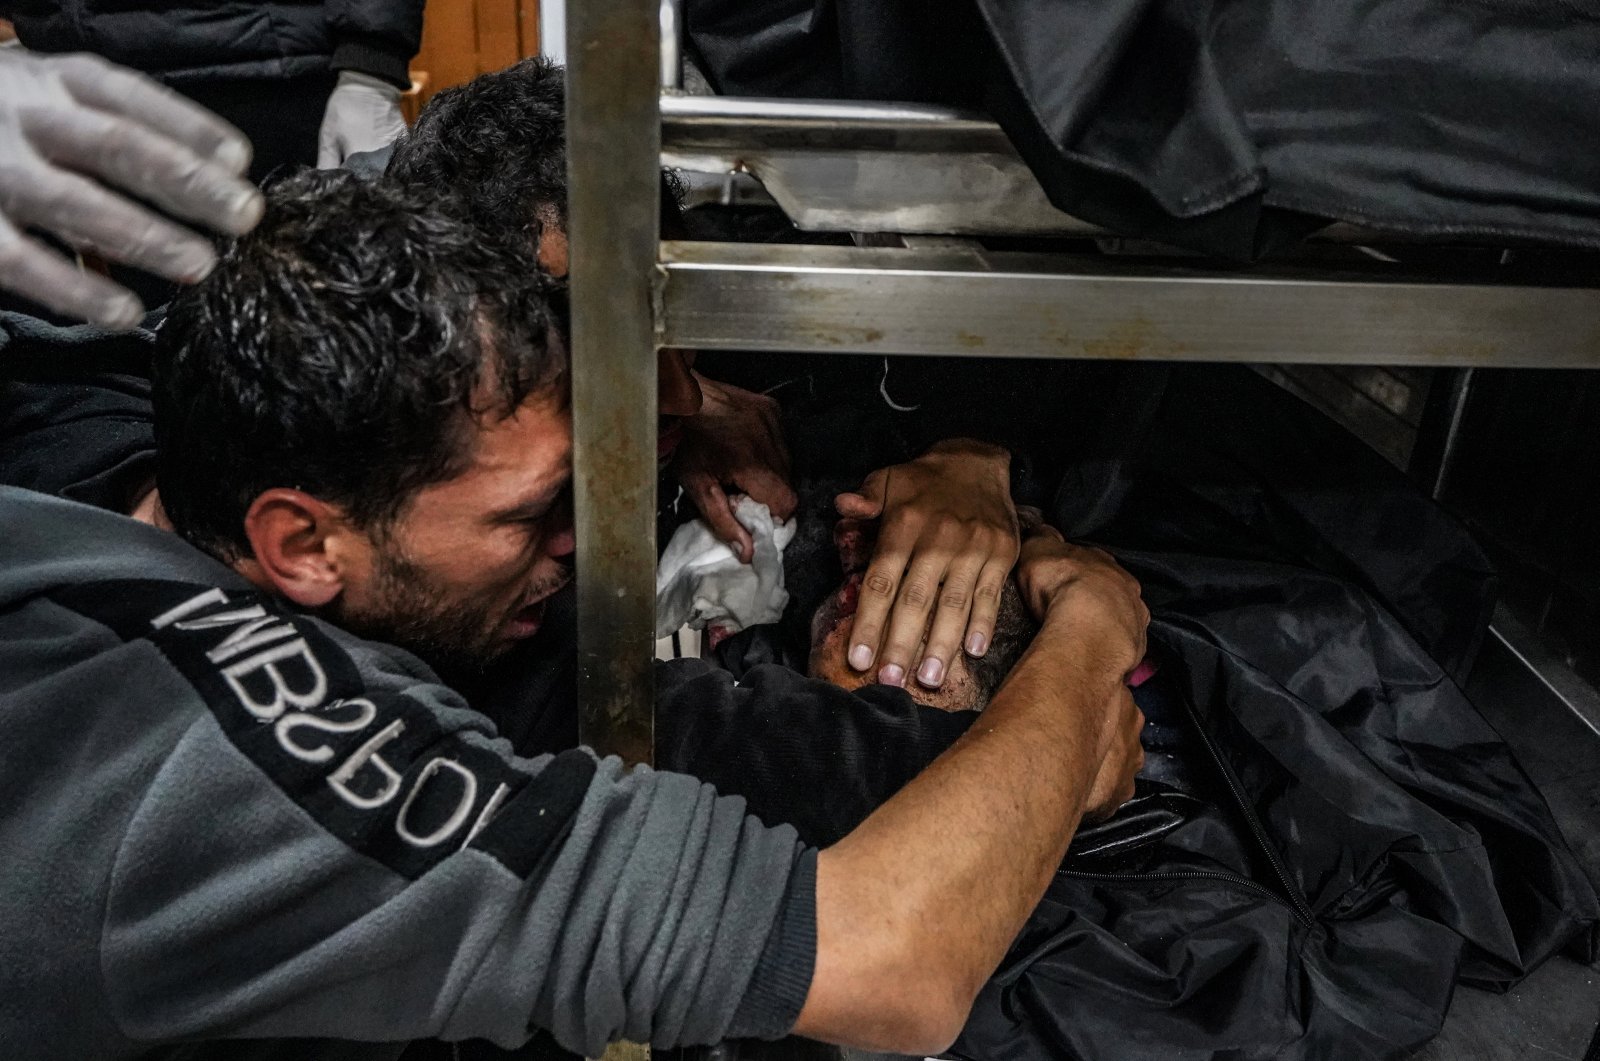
692 354 1599 1060
963 552 1598 1060
684 0 1600 259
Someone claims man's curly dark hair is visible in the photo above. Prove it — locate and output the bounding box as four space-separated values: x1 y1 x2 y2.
386 56 686 246
387 56 568 244
153 168 568 563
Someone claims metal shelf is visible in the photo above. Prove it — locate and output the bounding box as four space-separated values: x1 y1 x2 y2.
658 241 1600 367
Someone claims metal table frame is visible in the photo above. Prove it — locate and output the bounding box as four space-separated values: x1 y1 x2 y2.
566 0 1600 757
563 3 1600 1053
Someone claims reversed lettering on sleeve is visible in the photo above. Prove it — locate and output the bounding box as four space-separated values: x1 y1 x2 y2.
328 719 407 810
51 579 596 880
276 698 379 764
395 758 478 848
221 638 330 721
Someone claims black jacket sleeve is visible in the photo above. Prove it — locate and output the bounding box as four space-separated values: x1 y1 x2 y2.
0 312 157 515
327 0 425 88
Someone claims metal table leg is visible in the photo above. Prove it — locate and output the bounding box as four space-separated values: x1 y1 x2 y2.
567 0 660 768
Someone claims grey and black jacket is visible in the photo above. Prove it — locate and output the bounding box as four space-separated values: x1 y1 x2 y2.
1 0 422 88
0 487 816 1061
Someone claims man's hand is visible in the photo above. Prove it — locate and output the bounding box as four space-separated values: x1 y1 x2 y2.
1081 685 1145 820
317 71 407 168
838 439 1019 691
0 50 263 328
674 375 797 562
798 517 1148 1054
1015 525 1149 675
1018 525 1148 819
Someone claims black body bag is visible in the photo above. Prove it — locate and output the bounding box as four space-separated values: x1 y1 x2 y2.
971 366 1598 1059
951 578 1598 1061
685 0 1600 260
665 362 1599 1060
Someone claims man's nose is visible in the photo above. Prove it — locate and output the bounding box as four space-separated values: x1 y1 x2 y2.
544 498 577 560
546 519 577 560
658 348 703 417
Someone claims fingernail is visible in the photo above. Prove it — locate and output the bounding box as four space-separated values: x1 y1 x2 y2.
228 188 265 231
966 632 987 657
177 246 217 283
214 137 252 174
917 657 944 688
848 644 873 671
97 294 143 330
878 664 905 688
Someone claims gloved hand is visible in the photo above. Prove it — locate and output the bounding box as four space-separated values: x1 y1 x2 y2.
0 49 263 328
317 70 407 168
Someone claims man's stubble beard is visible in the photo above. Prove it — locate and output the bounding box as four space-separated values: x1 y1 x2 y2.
332 545 563 677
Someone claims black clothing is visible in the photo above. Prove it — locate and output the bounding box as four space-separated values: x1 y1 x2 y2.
4 0 422 89
684 0 1600 259
178 71 339 182
5 0 422 178
0 313 157 515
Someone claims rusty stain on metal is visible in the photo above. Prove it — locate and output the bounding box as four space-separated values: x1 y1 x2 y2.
1422 339 1504 363
1078 317 1188 360
797 322 884 346
957 330 985 348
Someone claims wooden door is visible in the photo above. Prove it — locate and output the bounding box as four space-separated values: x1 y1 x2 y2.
411 0 542 109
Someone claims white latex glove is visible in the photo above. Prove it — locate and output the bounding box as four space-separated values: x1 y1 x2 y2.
0 49 263 328
317 70 406 168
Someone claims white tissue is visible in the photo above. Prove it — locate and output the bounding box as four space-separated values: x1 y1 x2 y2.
654 496 796 642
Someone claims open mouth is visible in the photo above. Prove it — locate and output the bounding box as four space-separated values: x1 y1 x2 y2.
833 518 875 578
506 599 549 640
505 572 573 640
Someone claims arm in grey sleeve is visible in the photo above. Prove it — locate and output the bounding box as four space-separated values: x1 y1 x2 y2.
82 582 813 1055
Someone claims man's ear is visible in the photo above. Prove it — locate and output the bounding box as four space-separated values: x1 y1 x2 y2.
241 489 357 608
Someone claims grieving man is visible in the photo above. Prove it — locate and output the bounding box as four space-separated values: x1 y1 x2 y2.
387 57 1024 695
0 169 1147 1059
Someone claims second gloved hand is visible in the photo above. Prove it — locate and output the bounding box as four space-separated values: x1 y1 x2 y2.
317 71 407 169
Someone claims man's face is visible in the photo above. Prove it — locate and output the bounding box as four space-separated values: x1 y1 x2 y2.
332 388 576 673
807 518 987 712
